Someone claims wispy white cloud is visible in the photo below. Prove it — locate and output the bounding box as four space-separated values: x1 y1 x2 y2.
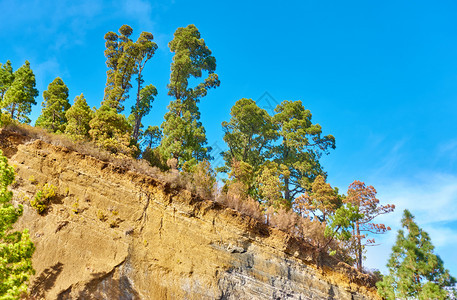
376 173 457 224
436 139 457 168
121 0 154 29
119 0 172 52
368 138 408 180
33 57 67 93
364 171 457 274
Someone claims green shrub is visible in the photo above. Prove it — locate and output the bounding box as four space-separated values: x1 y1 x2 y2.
0 112 13 127
30 183 57 214
0 149 35 298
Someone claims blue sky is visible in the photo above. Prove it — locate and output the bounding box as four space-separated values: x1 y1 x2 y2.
2 0 457 275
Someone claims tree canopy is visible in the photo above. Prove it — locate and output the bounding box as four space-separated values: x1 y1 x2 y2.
160 24 220 168
377 210 456 299
35 77 71 133
344 180 395 271
103 25 137 112
0 61 14 100
65 93 93 140
131 31 158 141
89 104 134 155
220 99 336 209
1 61 38 123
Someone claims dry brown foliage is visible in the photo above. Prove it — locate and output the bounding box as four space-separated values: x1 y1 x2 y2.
267 208 299 234
216 182 262 221
190 160 217 200
3 123 166 180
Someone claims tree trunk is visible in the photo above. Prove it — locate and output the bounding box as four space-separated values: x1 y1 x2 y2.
356 222 362 271
132 68 143 141
284 176 290 204
10 103 16 120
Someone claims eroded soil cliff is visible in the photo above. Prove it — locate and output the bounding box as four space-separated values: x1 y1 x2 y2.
0 128 380 299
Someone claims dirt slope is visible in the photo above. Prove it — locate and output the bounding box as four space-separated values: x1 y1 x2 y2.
0 128 380 300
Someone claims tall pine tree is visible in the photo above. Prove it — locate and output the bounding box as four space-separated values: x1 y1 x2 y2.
271 100 335 206
131 32 158 141
160 24 220 168
36 77 71 133
344 180 394 271
1 61 38 123
377 210 456 299
65 94 93 140
0 60 14 100
103 25 137 112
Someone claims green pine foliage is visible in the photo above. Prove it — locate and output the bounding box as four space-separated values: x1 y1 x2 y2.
0 113 12 128
159 24 220 168
221 98 277 174
35 77 71 133
272 100 335 205
65 94 93 140
377 210 456 299
220 98 335 207
102 25 137 112
89 104 135 155
257 161 286 209
325 203 362 243
130 84 157 141
294 175 342 223
142 125 162 150
0 61 14 100
1 61 38 123
0 150 35 299
131 31 158 141
160 100 211 168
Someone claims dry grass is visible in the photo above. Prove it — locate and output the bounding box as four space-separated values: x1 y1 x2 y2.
215 182 263 221
267 208 299 234
4 123 167 181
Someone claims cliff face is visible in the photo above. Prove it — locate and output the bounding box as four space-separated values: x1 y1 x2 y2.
0 128 379 300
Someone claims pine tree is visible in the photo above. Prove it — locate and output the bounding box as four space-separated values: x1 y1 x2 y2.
142 125 162 150
35 77 71 133
0 60 14 100
89 104 134 155
272 100 335 206
130 84 157 141
0 150 35 299
220 99 335 207
1 61 38 123
294 175 342 222
131 31 158 141
161 100 209 168
160 24 220 168
221 98 277 174
103 25 137 112
344 180 395 271
65 94 93 140
377 210 456 299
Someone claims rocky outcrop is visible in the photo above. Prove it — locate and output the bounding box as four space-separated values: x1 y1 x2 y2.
0 128 379 299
